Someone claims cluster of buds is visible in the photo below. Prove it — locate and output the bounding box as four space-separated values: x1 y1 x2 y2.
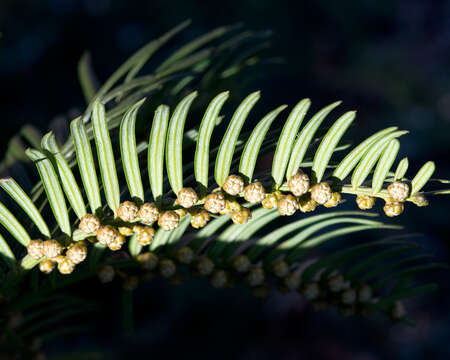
96 225 125 250
87 238 404 324
27 164 436 279
79 206 158 252
88 171 399 239
354 180 428 217
27 238 88 275
260 169 341 216
383 181 410 217
73 176 259 239
204 175 254 224
294 271 380 318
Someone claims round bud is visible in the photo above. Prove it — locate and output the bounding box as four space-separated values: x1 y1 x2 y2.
310 182 332 205
243 181 265 203
277 194 298 216
138 202 160 224
175 246 195 265
177 187 198 208
190 209 210 229
137 252 159 270
323 192 341 208
232 254 251 273
96 225 118 246
297 194 318 213
209 269 228 288
231 206 252 224
57 257 75 275
387 181 409 202
79 214 101 233
222 174 244 196
411 193 429 207
341 288 357 305
42 239 63 259
262 193 278 209
272 260 289 278
302 282 320 300
117 201 138 222
356 195 376 210
98 265 115 283
66 243 88 264
123 276 139 291
39 259 55 274
284 273 301 291
108 233 125 251
196 257 215 276
136 226 155 246
358 284 372 303
204 192 226 214
383 200 404 217
245 268 265 287
158 211 180 231
159 259 176 278
288 170 310 196
27 239 44 260
391 301 406 320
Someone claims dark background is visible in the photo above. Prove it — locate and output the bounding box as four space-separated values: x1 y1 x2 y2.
1 0 450 359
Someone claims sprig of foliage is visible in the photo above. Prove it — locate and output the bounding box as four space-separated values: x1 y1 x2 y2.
0 21 448 357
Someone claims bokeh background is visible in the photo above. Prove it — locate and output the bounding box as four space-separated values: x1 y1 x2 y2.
1 0 450 359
